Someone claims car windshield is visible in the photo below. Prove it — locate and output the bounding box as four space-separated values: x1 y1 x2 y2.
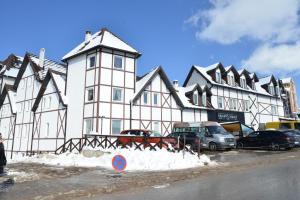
206 126 229 135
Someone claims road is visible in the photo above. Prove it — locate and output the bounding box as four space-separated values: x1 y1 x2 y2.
98 158 300 200
1 149 300 200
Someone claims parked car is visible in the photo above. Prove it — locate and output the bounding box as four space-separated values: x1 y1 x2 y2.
117 129 176 148
280 129 300 147
173 121 236 151
167 131 201 151
236 130 296 150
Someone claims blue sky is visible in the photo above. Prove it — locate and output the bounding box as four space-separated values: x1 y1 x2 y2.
1 0 300 106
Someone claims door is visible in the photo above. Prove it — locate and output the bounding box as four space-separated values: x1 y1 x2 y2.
244 132 259 148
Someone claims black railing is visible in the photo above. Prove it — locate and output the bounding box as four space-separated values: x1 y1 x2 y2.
55 134 200 156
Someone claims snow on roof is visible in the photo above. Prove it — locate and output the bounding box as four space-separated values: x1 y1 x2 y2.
181 84 198 94
133 67 159 100
281 77 292 84
28 53 66 75
51 71 68 105
62 28 140 60
4 67 19 78
193 65 272 96
176 86 207 109
7 89 17 114
259 76 272 85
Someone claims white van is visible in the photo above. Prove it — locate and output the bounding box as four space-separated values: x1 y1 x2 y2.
172 121 236 150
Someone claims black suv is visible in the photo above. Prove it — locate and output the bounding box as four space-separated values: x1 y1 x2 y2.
236 130 295 150
168 132 201 151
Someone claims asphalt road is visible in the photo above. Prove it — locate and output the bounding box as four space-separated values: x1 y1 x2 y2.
99 158 300 200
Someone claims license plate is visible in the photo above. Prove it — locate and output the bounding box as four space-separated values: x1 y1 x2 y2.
295 141 299 144
229 143 235 146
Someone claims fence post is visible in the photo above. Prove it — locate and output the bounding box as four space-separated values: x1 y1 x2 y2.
183 135 186 159
197 140 201 158
70 139 72 153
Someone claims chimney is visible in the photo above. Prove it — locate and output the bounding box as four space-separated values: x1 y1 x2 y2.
39 48 45 69
85 31 92 43
173 80 179 89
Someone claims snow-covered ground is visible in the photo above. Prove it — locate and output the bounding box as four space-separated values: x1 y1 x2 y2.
9 148 216 171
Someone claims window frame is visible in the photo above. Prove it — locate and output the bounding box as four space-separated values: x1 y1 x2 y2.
89 56 96 68
87 88 94 102
112 87 123 102
113 55 124 70
143 91 149 105
85 119 93 134
217 96 224 109
193 93 198 105
112 119 122 135
153 93 159 106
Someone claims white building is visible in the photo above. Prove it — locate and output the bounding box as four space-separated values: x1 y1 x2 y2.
0 27 295 157
0 51 66 157
0 54 22 92
183 63 285 130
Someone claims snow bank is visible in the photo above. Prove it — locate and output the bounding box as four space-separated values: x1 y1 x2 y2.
10 148 216 171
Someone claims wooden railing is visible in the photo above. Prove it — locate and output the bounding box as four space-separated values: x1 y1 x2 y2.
55 134 199 156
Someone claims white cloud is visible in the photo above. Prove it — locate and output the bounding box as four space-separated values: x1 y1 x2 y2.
186 0 300 44
185 0 300 75
242 43 300 75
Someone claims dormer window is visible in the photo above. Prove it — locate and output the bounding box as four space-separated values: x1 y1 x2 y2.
240 77 247 89
202 92 207 106
252 80 256 90
276 86 280 96
215 70 221 83
193 93 198 105
268 84 275 95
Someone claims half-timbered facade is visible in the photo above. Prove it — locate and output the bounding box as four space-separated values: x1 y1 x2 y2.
183 63 286 130
63 28 140 137
0 85 17 158
31 70 67 153
131 67 183 135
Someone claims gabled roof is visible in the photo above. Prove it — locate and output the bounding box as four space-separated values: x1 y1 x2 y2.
281 77 292 84
238 69 251 80
249 73 259 82
184 64 273 97
206 62 226 73
32 69 67 112
259 75 277 86
0 84 17 114
132 66 183 107
181 84 202 95
62 28 141 61
13 52 66 89
225 65 240 80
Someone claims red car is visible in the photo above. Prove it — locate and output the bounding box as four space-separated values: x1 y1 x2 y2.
117 129 177 149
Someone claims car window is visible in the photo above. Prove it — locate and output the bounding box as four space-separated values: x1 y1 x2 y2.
187 132 196 137
280 123 292 129
248 132 259 137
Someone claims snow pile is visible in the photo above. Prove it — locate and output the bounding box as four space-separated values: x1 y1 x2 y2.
10 148 216 171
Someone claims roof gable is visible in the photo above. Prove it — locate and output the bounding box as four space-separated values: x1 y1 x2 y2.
32 70 67 112
132 66 183 107
62 28 141 61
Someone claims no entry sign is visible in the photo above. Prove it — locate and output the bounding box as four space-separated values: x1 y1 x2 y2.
112 155 127 172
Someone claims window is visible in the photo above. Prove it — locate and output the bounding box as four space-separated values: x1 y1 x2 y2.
276 86 280 96
87 88 94 101
240 78 247 89
227 75 235 86
268 85 275 95
217 97 224 109
193 93 198 105
89 56 96 68
112 120 121 135
202 93 207 106
143 92 149 104
153 122 160 133
153 93 159 105
112 88 122 102
48 96 51 108
113 55 123 69
216 71 221 83
85 119 92 134
245 100 250 111
252 80 256 90
233 99 237 110
271 105 278 115
28 77 32 87
45 122 50 137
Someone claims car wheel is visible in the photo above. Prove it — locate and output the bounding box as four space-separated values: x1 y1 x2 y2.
237 142 244 149
209 142 217 151
271 143 280 151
